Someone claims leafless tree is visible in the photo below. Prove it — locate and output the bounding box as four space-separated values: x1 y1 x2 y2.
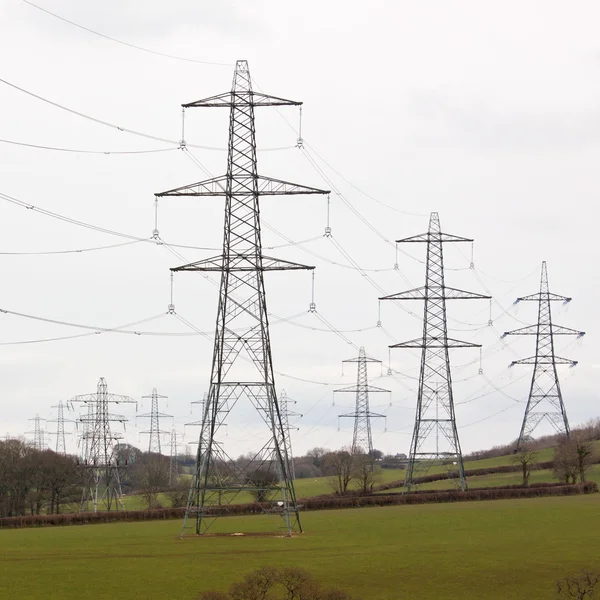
352 453 382 494
512 446 537 486
133 454 170 508
557 570 600 599
197 567 359 600
553 434 596 484
229 566 279 600
322 448 355 495
166 477 189 508
572 432 596 483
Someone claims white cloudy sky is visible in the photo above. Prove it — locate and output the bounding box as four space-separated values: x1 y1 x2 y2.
0 0 597 457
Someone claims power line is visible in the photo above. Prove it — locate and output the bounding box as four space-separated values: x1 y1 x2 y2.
0 137 178 155
20 0 231 66
0 239 144 256
304 141 427 217
0 77 296 153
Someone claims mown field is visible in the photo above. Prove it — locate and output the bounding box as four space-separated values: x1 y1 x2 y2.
2 494 600 600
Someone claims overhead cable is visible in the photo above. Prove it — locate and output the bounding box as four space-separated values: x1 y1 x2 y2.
20 0 231 66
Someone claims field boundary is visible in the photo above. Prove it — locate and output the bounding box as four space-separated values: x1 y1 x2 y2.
0 482 595 529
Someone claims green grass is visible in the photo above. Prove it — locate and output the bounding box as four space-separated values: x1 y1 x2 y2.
377 464 600 493
2 495 600 600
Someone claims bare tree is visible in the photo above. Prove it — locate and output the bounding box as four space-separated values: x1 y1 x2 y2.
553 438 579 484
306 447 328 470
230 566 279 600
512 446 537 486
166 477 189 508
133 454 170 508
278 567 320 599
352 453 382 494
198 567 360 600
557 570 600 599
247 468 279 503
553 435 596 484
322 448 355 495
572 432 596 483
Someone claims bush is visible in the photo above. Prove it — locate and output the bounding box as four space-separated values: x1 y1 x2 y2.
197 566 358 599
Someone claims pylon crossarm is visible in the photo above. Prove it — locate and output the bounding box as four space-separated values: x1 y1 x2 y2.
156 175 328 198
183 91 302 108
510 356 577 366
504 324 584 337
334 384 390 393
390 337 481 349
381 286 490 301
396 232 474 244
516 292 571 302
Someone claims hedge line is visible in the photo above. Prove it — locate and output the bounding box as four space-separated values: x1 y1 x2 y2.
1 482 595 529
371 460 556 493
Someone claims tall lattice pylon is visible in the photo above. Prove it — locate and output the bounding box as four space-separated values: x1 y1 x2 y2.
71 378 136 512
335 348 389 454
136 388 173 454
381 213 490 491
503 261 584 448
26 414 47 451
168 429 186 487
279 390 302 480
156 60 329 536
48 400 72 455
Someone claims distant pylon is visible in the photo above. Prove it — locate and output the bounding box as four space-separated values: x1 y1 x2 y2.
26 414 47 451
335 348 389 454
136 388 173 454
156 60 329 537
381 213 490 491
279 390 302 480
168 429 186 486
48 400 72 455
503 261 584 448
71 378 136 512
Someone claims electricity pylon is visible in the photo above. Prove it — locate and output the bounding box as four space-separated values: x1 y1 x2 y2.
168 429 186 487
381 213 490 492
48 400 72 455
335 347 389 455
136 388 173 454
279 390 302 480
503 261 584 448
26 414 47 451
71 378 136 512
156 59 329 536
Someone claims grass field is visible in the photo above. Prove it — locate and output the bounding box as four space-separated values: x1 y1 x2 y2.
2 494 600 600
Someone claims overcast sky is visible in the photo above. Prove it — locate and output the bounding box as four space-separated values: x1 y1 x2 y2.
0 0 597 458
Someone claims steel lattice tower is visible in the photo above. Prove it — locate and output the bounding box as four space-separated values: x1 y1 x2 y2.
381 213 490 491
156 60 328 536
335 347 388 455
137 388 173 454
48 400 72 455
26 414 47 451
71 378 136 512
168 429 185 487
503 261 584 448
279 390 302 480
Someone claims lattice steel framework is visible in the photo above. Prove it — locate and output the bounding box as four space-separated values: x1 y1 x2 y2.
137 388 173 454
381 213 490 491
168 429 186 487
279 390 302 480
48 400 72 455
503 261 584 448
335 347 388 455
71 378 136 512
26 414 47 451
156 60 329 536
